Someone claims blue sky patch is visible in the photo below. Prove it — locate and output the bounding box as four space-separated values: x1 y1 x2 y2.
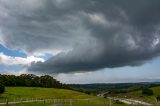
0 44 27 57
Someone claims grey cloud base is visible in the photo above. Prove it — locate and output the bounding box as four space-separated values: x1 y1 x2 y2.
1 0 160 73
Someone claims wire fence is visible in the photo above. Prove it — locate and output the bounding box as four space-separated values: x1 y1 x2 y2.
0 98 106 106
0 98 159 106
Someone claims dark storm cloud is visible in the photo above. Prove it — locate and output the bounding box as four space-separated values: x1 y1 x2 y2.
1 0 160 73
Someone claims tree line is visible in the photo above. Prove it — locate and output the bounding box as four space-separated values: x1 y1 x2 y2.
0 74 68 89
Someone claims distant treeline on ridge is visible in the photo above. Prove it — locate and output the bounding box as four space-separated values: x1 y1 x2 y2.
0 74 68 89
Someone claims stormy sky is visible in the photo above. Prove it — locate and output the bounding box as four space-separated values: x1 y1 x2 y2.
0 0 160 83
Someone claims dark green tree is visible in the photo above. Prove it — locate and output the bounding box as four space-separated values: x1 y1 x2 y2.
0 74 68 89
0 83 5 94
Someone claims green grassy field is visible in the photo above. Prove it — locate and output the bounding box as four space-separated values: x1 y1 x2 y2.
0 87 127 106
1 87 92 100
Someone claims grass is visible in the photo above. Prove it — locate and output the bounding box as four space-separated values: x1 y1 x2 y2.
151 86 160 96
0 87 128 106
2 86 158 106
0 87 93 101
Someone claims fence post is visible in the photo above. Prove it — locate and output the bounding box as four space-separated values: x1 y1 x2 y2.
109 98 112 106
87 99 89 106
36 98 38 106
53 99 55 104
155 98 158 106
70 99 72 106
55 99 56 104
6 98 8 106
14 98 16 106
44 99 45 106
132 101 134 106
21 98 22 106
76 99 78 106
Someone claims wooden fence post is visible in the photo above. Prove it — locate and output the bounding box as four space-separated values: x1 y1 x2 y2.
109 98 112 106
155 98 158 106
132 101 134 106
88 99 90 106
36 98 38 106
6 98 8 106
70 99 72 106
14 98 16 106
21 98 22 106
14 98 15 106
53 99 55 104
44 99 45 106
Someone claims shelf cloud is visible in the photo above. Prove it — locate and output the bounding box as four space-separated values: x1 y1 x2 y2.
0 0 160 73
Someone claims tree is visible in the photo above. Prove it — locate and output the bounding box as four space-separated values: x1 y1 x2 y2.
142 88 153 96
0 83 5 94
0 74 68 89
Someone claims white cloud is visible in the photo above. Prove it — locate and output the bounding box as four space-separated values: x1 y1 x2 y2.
0 52 44 65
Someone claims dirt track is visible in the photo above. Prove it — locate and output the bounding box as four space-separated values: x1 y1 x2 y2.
108 97 153 106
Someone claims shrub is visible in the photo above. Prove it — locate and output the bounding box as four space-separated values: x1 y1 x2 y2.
156 95 160 101
142 88 153 96
114 100 124 104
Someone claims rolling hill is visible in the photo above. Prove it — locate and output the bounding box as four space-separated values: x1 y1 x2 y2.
0 87 116 106
117 86 160 104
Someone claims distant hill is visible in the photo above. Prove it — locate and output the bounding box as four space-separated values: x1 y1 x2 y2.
123 86 160 103
69 83 160 104
69 82 160 95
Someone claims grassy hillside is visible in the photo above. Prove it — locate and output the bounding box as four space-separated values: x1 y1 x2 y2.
0 87 111 106
0 87 127 106
118 86 160 104
0 87 93 101
151 86 160 96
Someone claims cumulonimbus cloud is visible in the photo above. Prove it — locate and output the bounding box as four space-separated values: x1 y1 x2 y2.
0 0 160 73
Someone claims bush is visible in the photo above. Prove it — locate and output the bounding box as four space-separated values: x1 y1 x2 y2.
114 100 124 104
156 95 160 101
0 83 5 94
142 88 153 96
